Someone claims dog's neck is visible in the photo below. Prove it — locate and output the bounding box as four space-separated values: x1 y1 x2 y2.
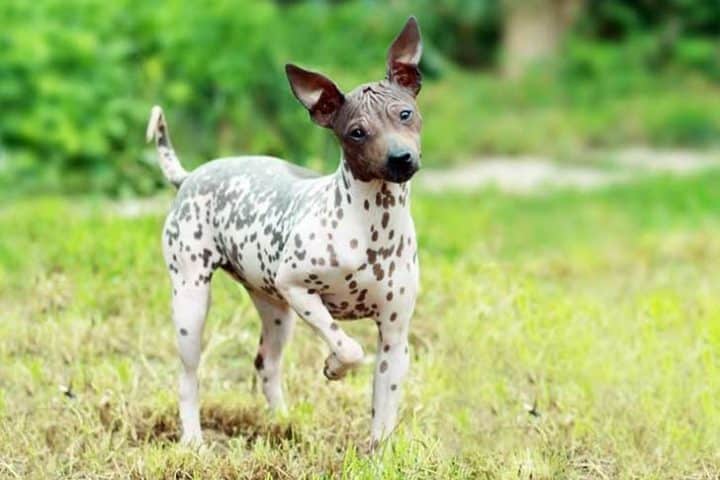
333 158 411 222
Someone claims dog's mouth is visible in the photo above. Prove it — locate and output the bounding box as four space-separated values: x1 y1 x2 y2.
383 164 419 183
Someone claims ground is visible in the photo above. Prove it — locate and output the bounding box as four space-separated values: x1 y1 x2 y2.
1 165 720 479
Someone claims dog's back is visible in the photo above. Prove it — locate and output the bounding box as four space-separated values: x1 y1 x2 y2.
163 155 328 298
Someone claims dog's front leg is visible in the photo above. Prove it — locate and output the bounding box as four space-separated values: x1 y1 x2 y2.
280 286 365 380
370 308 413 451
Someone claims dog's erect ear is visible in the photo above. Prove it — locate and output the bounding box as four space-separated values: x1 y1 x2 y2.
387 16 423 96
286 64 345 128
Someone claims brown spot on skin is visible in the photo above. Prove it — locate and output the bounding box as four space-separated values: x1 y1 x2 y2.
275 318 282 325
330 322 339 331
397 236 405 257
387 292 394 301
364 200 370 210
383 344 390 352
391 384 397 391
373 263 385 281
350 239 358 249
379 360 388 373
304 311 311 316
390 312 398 322
254 353 264 370
381 212 390 229
179 328 188 336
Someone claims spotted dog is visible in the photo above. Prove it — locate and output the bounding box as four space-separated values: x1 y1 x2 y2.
146 17 423 450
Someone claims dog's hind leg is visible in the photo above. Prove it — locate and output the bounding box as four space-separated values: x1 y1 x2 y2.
170 277 211 444
164 233 218 444
249 293 295 413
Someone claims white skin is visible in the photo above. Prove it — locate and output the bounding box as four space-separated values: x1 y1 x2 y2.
155 17 423 449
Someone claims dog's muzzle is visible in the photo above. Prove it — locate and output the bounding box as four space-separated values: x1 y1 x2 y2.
385 151 419 183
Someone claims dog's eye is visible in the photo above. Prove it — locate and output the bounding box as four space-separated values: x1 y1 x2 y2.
348 128 366 141
399 110 413 121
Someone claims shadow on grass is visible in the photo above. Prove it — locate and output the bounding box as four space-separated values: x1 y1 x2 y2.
125 402 297 448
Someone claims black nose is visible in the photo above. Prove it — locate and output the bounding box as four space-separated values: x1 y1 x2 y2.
386 151 418 182
388 152 413 168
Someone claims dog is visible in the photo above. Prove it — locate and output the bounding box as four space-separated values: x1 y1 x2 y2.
146 16 423 450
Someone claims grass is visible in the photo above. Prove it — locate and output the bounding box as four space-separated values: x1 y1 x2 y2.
1 171 720 478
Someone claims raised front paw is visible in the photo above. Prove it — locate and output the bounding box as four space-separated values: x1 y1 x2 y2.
323 339 364 381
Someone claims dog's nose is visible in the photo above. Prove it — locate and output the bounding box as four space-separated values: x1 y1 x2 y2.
386 150 418 183
387 152 413 169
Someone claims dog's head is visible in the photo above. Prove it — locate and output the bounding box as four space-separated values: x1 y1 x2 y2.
286 17 423 184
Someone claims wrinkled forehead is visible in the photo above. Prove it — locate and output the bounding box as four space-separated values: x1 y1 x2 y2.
335 80 416 126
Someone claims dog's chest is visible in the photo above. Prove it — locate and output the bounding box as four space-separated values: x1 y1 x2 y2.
293 202 418 320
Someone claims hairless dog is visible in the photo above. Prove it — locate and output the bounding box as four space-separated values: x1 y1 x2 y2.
146 16 423 451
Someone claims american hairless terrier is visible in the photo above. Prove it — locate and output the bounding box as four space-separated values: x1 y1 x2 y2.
146 17 423 450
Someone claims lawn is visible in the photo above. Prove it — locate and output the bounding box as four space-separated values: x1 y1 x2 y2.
1 171 720 478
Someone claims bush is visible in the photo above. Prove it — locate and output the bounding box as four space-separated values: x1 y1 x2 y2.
0 1 414 196
1 0 719 197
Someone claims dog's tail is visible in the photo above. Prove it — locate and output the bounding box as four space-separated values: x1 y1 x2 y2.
146 105 188 188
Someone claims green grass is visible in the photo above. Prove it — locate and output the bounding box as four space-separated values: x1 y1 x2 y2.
418 70 720 165
2 172 720 478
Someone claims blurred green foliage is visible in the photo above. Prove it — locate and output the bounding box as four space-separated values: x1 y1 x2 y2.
0 0 719 196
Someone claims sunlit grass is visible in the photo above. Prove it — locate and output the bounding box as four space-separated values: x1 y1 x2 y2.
1 172 719 478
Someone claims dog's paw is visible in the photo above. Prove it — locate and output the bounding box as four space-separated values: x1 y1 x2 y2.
367 438 381 455
180 430 203 446
336 337 365 365
323 355 345 381
323 352 360 381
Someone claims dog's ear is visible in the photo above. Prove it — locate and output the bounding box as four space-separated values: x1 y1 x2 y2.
286 64 345 128
387 16 423 96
